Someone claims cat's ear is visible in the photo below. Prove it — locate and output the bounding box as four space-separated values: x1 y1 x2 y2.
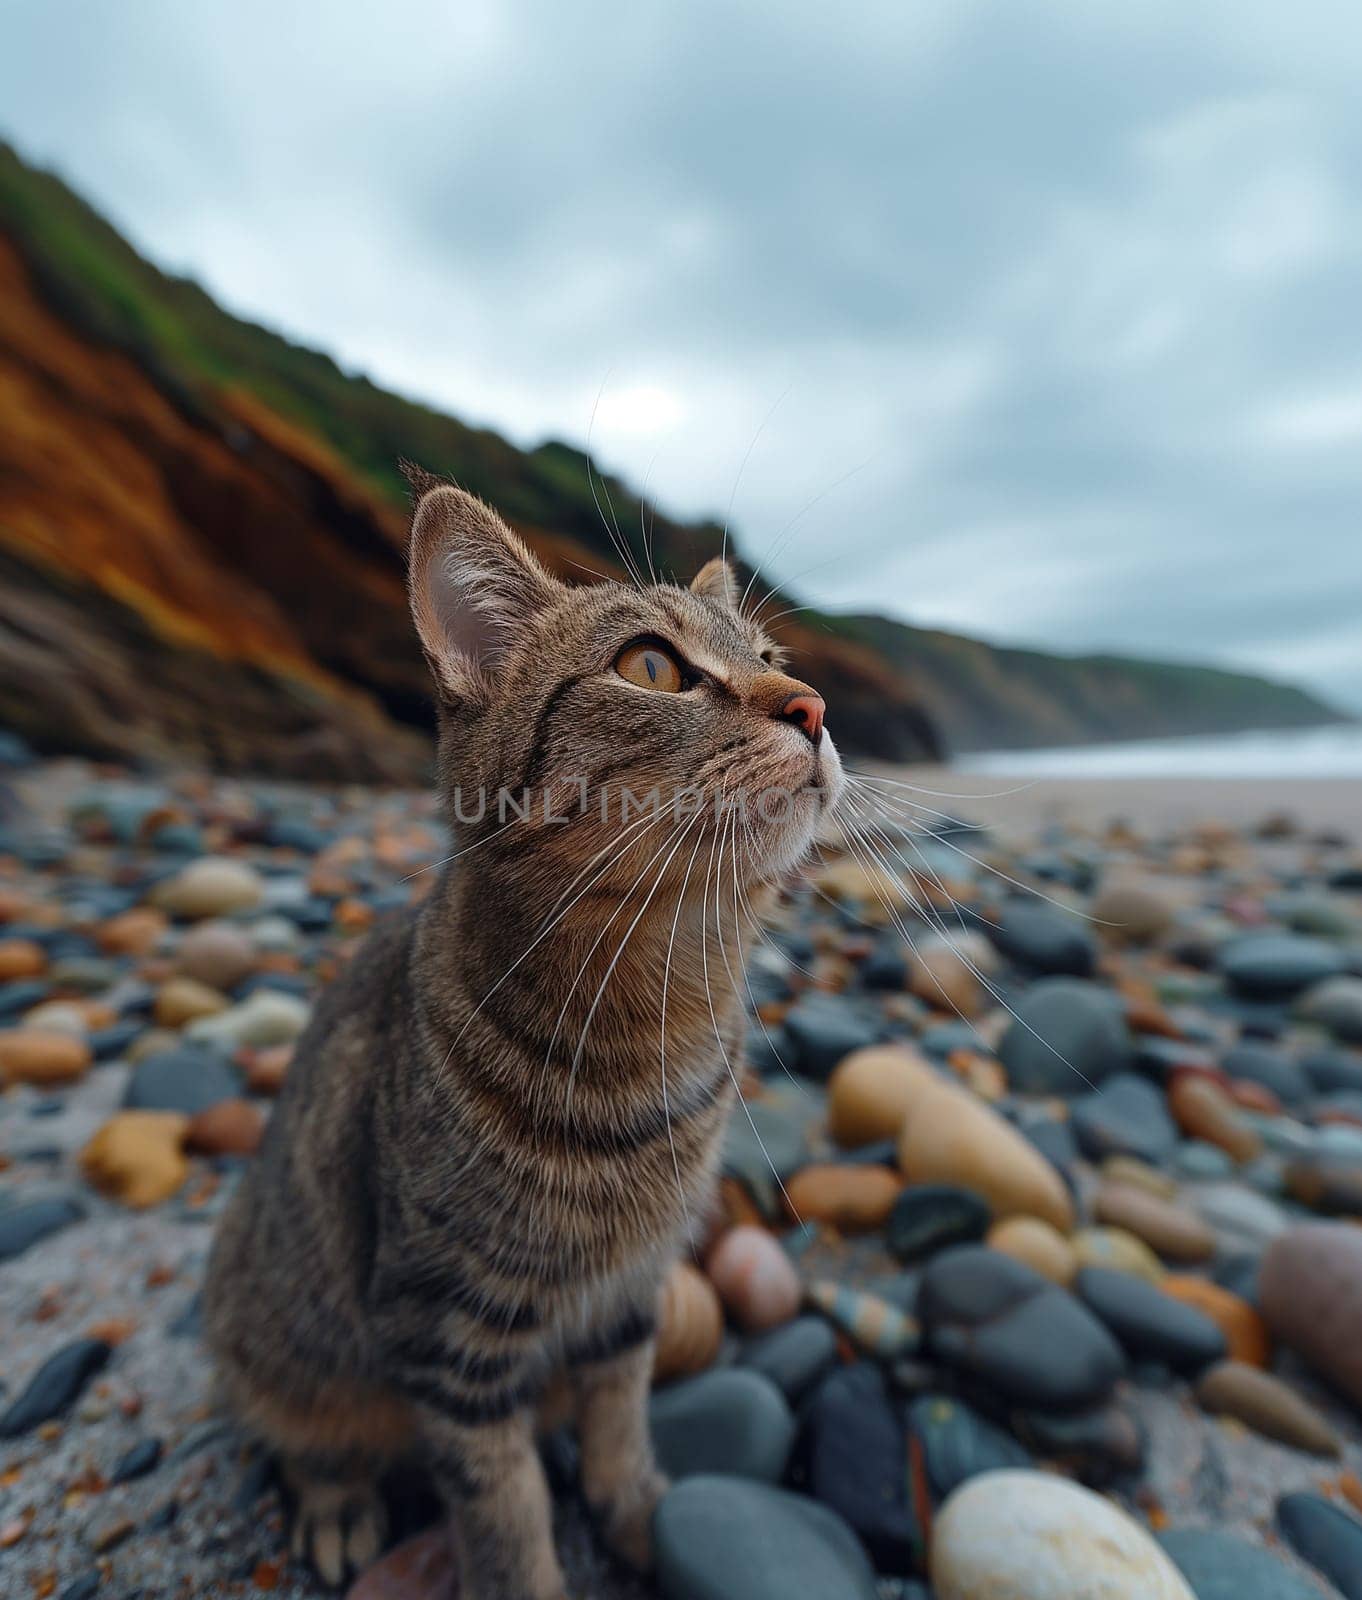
407 479 564 706
691 556 740 611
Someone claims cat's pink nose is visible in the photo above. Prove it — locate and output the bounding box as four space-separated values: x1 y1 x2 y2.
779 691 825 747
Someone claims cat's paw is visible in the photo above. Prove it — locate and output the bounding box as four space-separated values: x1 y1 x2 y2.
288 1479 388 1589
598 1468 669 1573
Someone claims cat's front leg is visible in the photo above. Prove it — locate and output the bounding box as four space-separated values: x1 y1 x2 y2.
418 1404 566 1600
571 1314 669 1572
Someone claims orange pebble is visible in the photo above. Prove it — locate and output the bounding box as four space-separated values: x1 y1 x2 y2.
1161 1276 1271 1367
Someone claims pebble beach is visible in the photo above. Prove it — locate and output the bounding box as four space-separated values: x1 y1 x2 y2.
4 744 1362 1600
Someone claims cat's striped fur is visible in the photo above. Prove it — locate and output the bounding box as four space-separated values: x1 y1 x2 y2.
203 479 843 1597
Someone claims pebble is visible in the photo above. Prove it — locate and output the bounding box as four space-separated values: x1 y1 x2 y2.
1091 879 1176 943
96 906 168 956
897 1073 1074 1232
1299 975 1362 1045
1159 1527 1326 1600
185 987 310 1048
1076 1266 1227 1372
908 941 985 1017
124 1046 243 1115
0 937 47 979
653 1262 723 1381
826 1044 935 1146
185 1098 266 1156
111 1435 165 1482
783 1163 901 1231
799 1363 922 1574
781 992 878 1079
172 921 259 991
985 900 1096 977
1277 1492 1362 1600
985 1216 1077 1285
650 1368 795 1484
344 1525 454 1600
1072 1073 1178 1165
706 1225 802 1332
1100 1154 1177 1198
151 857 265 920
997 977 1132 1095
655 1475 879 1600
737 1316 838 1403
0 1192 85 1261
887 1184 991 1263
804 1281 920 1359
80 1111 190 1208
1221 1042 1310 1107
0 1338 112 1437
919 1246 1125 1410
1160 1277 1270 1366
1219 933 1346 1000
907 1393 1030 1502
154 975 229 1029
1013 1404 1145 1483
1072 1227 1166 1283
1259 1222 1362 1407
0 1028 92 1087
1188 1182 1288 1251
1093 1182 1216 1263
930 1470 1195 1599
1169 1075 1263 1163
1195 1360 1340 1456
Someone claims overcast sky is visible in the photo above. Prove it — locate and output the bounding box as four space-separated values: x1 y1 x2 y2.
5 1 1362 708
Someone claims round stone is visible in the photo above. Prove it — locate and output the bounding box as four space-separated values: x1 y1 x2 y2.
887 1184 992 1264
185 988 310 1048
655 1475 878 1600
705 1226 801 1333
897 1075 1074 1233
185 1098 266 1156
1072 1074 1178 1165
1259 1222 1362 1408
1093 1183 1216 1264
0 1029 92 1088
800 1363 922 1574
0 1339 113 1438
80 1111 190 1208
998 978 1132 1096
154 976 229 1029
1169 1075 1262 1164
650 1368 795 1484
781 993 878 1080
152 857 264 920
1196 1361 1339 1456
1076 1267 1227 1372
1160 1277 1271 1366
1298 976 1362 1045
920 1247 1124 1411
173 921 259 991
1159 1527 1327 1600
124 1046 243 1116
985 1217 1077 1286
1218 934 1346 1002
1091 880 1176 944
1276 1493 1362 1600
783 1163 901 1232
737 1316 837 1403
827 1045 936 1148
931 1470 1194 1599
653 1262 723 1382
985 901 1096 978
1072 1227 1166 1284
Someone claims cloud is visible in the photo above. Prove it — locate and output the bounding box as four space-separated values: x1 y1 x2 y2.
3 0 1361 707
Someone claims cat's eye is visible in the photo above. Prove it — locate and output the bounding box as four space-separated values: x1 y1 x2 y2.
617 642 684 693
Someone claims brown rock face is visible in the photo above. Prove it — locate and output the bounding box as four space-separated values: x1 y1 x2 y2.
1260 1223 1362 1408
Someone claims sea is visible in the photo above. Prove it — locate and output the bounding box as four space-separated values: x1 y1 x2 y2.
955 722 1362 779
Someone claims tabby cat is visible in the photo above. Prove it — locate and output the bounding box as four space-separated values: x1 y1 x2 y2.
203 476 843 1597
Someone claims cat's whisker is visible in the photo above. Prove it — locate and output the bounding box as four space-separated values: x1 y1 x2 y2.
836 805 1098 1092
549 812 698 1112
700 801 804 1226
401 811 526 881
424 809 669 1103
845 776 1111 926
843 766 1041 804
565 810 704 1117
660 823 710 1251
